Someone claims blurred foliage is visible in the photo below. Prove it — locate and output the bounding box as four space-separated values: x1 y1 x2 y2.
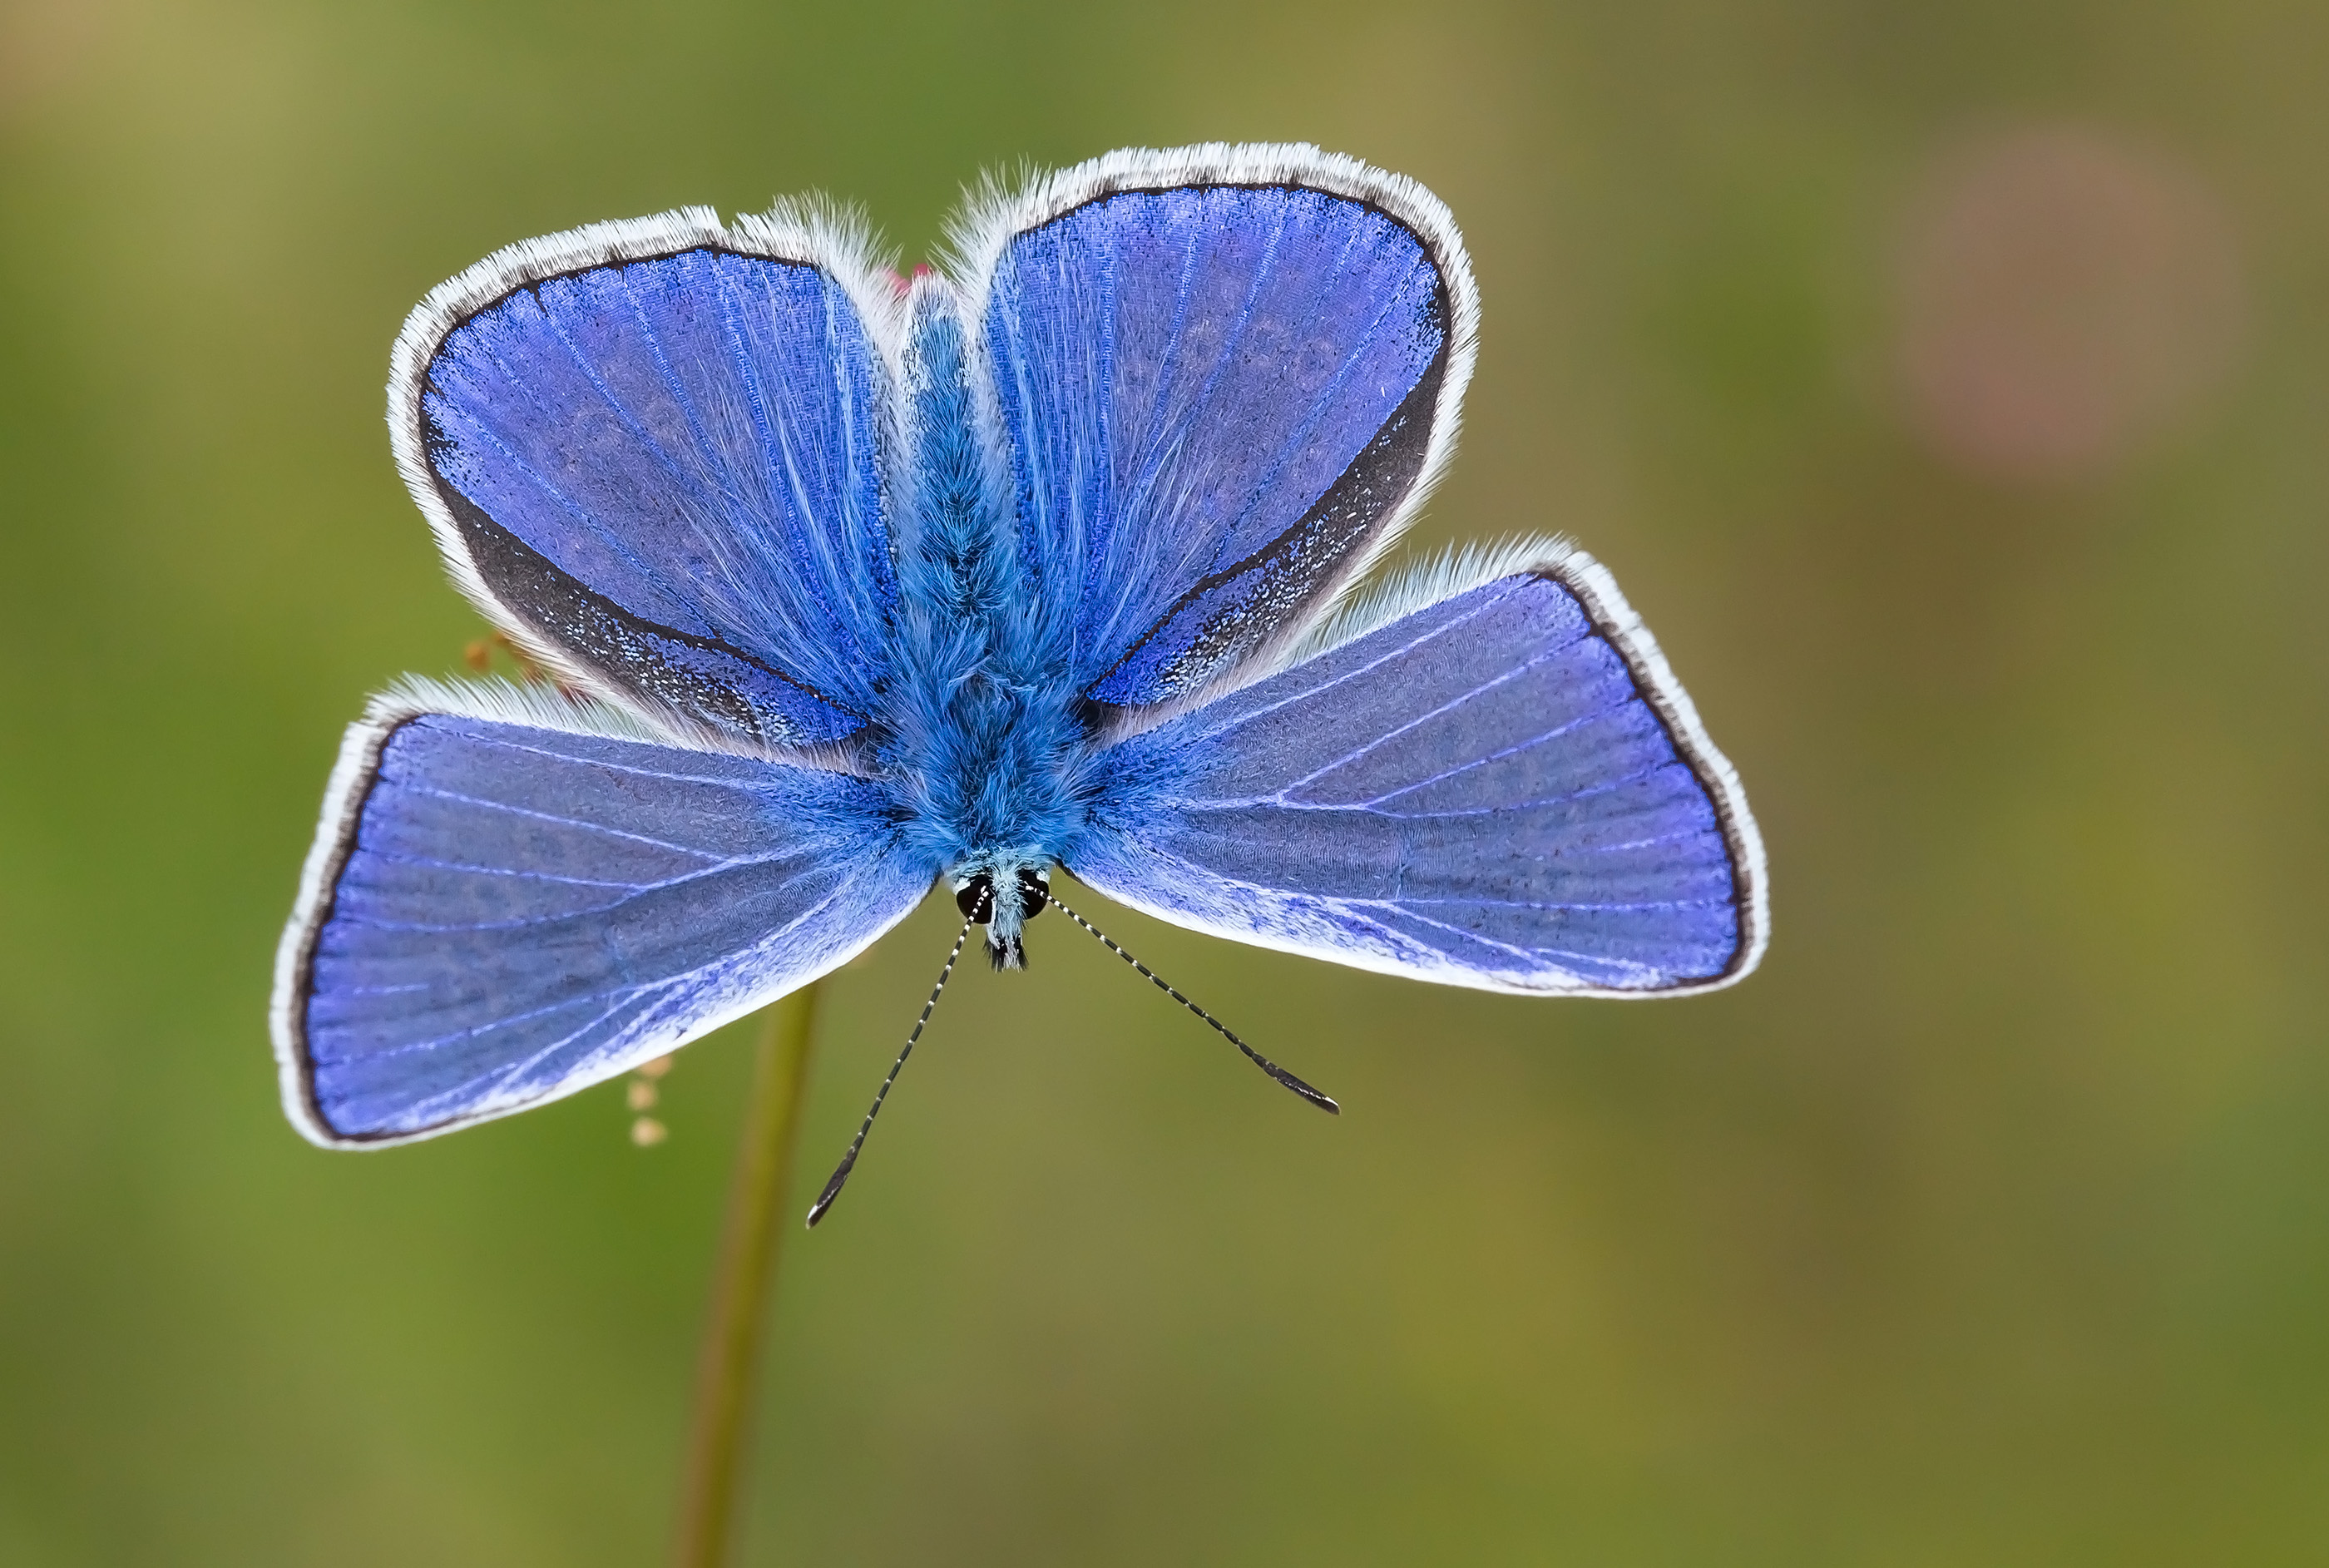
2 0 2325 1563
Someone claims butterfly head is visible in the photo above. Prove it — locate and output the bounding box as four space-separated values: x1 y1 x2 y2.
952 861 1051 971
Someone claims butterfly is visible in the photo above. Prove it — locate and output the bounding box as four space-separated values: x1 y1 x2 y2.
269 143 1768 1213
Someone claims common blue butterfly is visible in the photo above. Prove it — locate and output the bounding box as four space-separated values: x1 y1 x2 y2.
270 144 1768 1206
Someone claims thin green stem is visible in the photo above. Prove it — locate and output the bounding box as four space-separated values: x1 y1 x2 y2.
670 981 823 1568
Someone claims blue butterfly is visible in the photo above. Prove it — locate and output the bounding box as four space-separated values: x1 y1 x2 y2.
270 144 1768 1209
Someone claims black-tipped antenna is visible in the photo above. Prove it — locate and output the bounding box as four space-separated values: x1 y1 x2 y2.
806 913 976 1229
1045 893 1340 1115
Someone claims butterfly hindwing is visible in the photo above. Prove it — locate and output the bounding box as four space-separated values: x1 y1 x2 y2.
1071 552 1768 994
392 210 903 754
271 690 929 1146
962 146 1478 727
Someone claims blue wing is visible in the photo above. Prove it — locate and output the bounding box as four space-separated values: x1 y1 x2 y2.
1071 553 1768 994
391 209 902 753
270 690 930 1145
966 146 1478 724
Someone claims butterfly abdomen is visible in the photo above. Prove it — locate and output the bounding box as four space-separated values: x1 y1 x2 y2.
883 286 1092 925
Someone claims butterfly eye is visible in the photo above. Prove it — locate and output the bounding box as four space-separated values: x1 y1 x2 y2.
1016 868 1050 921
953 875 996 923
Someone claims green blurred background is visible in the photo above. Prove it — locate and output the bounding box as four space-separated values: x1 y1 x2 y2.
3 0 2324 1562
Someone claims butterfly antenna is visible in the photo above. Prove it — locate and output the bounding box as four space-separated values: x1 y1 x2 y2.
806 913 977 1229
1044 893 1339 1115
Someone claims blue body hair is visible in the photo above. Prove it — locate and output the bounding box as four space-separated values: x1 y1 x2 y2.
880 284 1093 962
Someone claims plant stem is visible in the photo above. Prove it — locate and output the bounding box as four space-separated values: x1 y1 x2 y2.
670 981 823 1568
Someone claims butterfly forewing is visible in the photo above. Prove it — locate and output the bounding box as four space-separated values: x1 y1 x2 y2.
273 697 929 1147
1071 554 1768 995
